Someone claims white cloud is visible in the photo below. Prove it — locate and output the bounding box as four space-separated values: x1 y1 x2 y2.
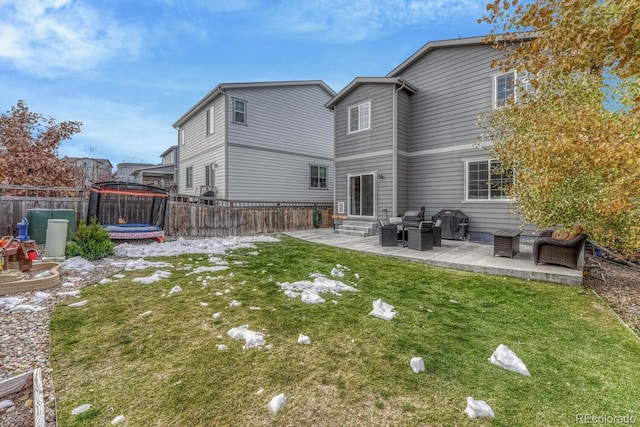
262 0 487 42
0 0 142 77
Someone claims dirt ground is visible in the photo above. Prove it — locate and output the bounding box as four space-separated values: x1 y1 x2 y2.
583 253 640 337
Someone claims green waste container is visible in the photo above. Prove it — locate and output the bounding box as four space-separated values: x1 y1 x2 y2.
27 209 53 244
52 209 76 241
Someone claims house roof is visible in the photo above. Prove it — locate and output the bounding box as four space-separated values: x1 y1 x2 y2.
386 33 535 77
173 80 336 128
160 145 177 158
324 77 418 110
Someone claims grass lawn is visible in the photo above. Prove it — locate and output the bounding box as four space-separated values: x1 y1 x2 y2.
50 236 640 426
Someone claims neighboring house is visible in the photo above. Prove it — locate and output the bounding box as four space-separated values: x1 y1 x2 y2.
62 156 113 186
114 162 155 183
326 35 531 241
131 145 178 192
172 81 335 201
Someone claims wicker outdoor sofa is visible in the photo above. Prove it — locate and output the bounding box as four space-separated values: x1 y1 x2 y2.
533 229 588 269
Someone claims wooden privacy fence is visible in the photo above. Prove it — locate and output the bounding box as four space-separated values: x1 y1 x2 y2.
165 195 333 237
0 186 333 238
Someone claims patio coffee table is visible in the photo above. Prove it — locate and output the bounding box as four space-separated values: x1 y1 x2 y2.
493 229 521 258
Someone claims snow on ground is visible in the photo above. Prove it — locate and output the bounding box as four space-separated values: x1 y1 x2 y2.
278 267 358 305
113 236 279 258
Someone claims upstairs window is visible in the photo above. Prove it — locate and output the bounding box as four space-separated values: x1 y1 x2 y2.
493 72 516 108
233 99 246 124
348 101 370 133
310 165 327 189
179 128 185 146
465 159 512 201
206 106 215 135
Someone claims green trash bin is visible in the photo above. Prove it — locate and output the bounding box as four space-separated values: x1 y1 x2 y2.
51 209 76 241
27 209 53 244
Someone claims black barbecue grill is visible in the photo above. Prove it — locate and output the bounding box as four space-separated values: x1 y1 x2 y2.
401 207 426 228
432 209 469 240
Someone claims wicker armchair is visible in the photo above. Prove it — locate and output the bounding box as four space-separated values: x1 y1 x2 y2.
533 229 588 269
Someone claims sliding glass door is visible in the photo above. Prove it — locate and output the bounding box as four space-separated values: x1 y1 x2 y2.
348 173 374 217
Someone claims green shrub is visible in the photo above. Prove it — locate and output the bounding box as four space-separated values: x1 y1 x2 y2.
67 217 114 260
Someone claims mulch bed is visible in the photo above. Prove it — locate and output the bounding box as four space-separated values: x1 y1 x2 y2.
583 253 640 337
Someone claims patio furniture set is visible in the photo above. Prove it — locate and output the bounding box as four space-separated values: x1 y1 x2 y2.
379 209 588 270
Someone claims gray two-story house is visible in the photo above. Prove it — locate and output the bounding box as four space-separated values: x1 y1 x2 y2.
173 81 335 202
326 36 528 241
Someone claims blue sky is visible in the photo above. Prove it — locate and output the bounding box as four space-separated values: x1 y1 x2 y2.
0 0 492 166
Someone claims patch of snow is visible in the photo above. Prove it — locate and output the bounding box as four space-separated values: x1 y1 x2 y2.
489 344 531 376
410 357 425 373
69 300 88 307
212 312 221 319
268 393 286 415
111 415 126 425
464 397 495 419
227 325 265 349
217 344 228 351
298 334 311 345
139 311 152 317
62 257 96 271
99 278 112 284
0 297 27 308
71 403 91 415
11 304 45 312
229 300 241 307
0 400 14 410
113 236 278 258
133 270 172 284
301 290 325 304
369 298 397 321
186 265 228 276
168 285 183 295
57 290 81 297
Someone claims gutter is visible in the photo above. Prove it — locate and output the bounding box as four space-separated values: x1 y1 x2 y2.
392 81 406 218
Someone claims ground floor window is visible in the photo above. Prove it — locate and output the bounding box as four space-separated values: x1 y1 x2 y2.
465 159 512 201
186 166 193 189
348 173 374 216
310 165 327 189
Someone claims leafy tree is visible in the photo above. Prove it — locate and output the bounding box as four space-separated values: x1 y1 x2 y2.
0 100 84 186
478 0 640 254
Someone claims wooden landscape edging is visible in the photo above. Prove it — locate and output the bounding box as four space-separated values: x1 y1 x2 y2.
0 368 45 427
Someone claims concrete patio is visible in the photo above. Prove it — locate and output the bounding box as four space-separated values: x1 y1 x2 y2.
283 228 584 285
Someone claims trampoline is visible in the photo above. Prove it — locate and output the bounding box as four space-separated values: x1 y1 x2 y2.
87 182 168 242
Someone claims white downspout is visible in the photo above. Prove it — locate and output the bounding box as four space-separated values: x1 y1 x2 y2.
392 81 406 218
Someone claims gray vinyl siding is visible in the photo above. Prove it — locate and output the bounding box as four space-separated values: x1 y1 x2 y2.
333 83 396 219
334 156 390 219
224 84 334 201
178 95 226 196
334 84 394 159
227 145 333 201
226 85 333 159
397 43 525 234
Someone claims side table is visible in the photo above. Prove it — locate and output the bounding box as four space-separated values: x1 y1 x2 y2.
493 229 521 258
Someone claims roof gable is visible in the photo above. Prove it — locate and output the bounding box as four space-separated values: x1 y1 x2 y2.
325 77 417 110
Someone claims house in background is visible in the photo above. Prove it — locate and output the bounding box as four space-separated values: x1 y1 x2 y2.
114 162 155 183
173 81 335 201
131 145 178 192
326 35 532 242
62 156 113 186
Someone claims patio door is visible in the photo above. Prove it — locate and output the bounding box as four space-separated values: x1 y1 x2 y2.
348 173 374 217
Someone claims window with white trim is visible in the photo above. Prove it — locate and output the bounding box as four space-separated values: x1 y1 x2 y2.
465 159 512 201
493 72 516 108
185 166 193 189
206 106 214 135
348 101 370 133
179 128 185 146
233 99 246 124
310 165 327 189
204 164 215 187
